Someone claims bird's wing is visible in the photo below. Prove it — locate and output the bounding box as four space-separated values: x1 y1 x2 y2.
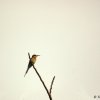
24 60 32 77
28 59 33 68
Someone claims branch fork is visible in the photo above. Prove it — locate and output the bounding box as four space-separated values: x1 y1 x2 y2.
28 53 55 100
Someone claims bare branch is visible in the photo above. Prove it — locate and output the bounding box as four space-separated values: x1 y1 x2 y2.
28 52 31 59
50 76 55 94
32 65 52 100
27 53 53 100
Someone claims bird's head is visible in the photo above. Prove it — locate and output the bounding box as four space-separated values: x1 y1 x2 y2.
32 54 40 58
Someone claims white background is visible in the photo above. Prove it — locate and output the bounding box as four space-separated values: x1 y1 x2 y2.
0 0 100 100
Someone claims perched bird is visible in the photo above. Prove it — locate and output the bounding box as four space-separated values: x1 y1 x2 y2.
24 54 40 77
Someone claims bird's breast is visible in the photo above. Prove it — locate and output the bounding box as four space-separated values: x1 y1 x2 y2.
31 57 36 64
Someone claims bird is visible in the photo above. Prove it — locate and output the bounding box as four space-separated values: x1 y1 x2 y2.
24 54 40 77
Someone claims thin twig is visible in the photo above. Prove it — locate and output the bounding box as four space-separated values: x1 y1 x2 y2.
28 53 52 100
32 65 52 100
28 52 31 59
50 76 55 94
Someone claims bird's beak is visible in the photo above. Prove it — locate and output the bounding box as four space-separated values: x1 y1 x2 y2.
36 55 40 56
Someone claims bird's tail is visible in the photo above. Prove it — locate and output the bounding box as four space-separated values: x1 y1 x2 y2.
24 68 29 77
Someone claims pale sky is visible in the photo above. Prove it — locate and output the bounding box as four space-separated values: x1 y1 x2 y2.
0 0 100 100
